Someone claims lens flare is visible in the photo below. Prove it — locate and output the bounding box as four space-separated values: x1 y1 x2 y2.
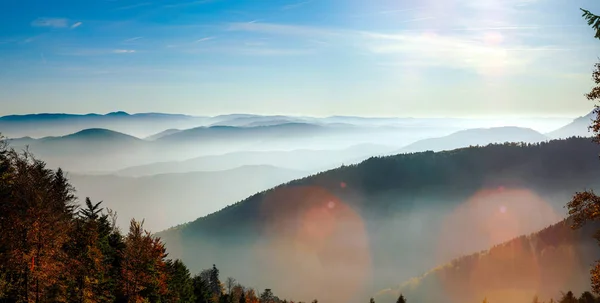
255 186 372 303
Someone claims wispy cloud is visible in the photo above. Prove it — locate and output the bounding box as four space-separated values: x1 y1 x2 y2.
56 48 137 56
195 37 215 43
227 22 342 38
124 36 143 43
282 0 313 11
71 22 83 29
115 2 152 10
31 18 69 28
113 49 136 54
361 31 563 75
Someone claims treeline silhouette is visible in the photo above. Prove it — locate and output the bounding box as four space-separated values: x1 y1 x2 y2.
0 143 311 303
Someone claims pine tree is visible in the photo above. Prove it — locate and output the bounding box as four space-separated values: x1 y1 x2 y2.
166 259 195 303
209 264 223 299
192 274 211 303
560 291 578 303
582 9 600 39
260 289 274 303
396 294 406 303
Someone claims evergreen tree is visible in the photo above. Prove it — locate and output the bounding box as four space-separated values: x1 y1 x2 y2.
259 289 274 303
166 259 195 303
192 274 211 303
369 298 375 303
579 291 597 303
582 9 600 39
209 264 223 299
396 294 406 303
559 291 579 303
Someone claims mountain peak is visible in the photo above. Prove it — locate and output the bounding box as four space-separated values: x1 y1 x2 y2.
106 111 130 116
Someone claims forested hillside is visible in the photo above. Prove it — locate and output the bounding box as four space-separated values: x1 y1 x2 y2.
374 218 600 303
0 141 308 303
158 137 600 301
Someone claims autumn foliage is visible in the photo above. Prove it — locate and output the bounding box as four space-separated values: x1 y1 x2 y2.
0 142 308 303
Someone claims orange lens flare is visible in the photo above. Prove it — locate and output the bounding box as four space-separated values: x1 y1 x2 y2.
255 185 372 303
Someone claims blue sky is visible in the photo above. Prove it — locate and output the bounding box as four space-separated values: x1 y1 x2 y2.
0 0 599 117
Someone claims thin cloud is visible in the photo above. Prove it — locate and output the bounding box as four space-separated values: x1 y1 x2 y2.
31 18 69 28
71 22 82 29
227 22 342 38
195 37 215 43
124 37 143 42
115 2 152 10
113 49 136 53
282 0 313 11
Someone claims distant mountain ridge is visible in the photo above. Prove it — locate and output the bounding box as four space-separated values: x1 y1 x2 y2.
398 126 548 153
547 110 596 139
116 144 395 177
0 111 208 138
69 164 309 231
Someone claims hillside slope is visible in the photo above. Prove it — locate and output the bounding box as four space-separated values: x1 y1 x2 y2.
156 137 600 303
375 218 600 303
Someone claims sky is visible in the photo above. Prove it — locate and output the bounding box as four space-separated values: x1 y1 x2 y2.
0 0 599 118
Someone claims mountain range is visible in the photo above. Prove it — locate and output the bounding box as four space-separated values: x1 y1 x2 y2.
68 165 309 231
397 126 549 153
155 137 600 302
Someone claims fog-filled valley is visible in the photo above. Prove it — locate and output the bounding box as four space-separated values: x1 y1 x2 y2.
1 109 599 303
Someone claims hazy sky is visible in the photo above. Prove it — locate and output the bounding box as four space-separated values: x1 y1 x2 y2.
0 0 599 117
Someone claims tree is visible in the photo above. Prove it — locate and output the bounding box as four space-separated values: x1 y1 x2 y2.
166 259 195 303
369 298 375 303
579 291 597 303
396 294 406 303
567 7 600 296
66 198 112 303
209 264 223 299
192 274 211 303
238 290 246 303
259 289 274 303
0 149 76 302
560 291 578 303
582 9 600 39
225 277 237 297
121 219 169 303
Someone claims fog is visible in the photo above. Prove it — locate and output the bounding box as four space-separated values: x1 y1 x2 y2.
1 111 596 302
